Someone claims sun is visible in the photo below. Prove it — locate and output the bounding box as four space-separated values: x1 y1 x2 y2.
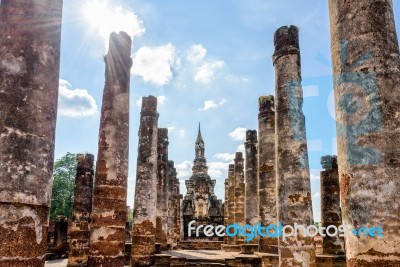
83 0 111 33
81 0 145 43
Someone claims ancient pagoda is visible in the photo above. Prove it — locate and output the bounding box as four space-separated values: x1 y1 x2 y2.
182 124 224 240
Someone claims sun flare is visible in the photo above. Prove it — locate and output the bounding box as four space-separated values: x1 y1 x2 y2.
82 0 145 43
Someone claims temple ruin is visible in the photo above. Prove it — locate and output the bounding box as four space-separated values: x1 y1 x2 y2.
1 0 400 266
182 124 224 240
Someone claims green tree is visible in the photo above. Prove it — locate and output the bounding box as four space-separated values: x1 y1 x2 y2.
50 152 77 220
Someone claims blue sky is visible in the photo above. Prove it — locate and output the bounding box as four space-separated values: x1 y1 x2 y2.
55 0 400 222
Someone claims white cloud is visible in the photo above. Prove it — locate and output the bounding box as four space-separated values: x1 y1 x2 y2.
58 79 98 118
132 44 176 86
229 127 247 142
136 95 166 108
187 44 207 63
198 99 226 111
194 60 224 84
310 169 321 180
213 153 235 162
175 161 193 180
84 2 145 47
179 129 186 138
208 161 229 178
237 144 245 153
303 85 319 97
167 126 176 133
308 139 322 152
313 192 321 198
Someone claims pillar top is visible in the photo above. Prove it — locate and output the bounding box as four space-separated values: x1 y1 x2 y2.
245 130 258 143
141 95 158 111
106 31 132 65
259 95 274 111
235 152 243 160
320 155 338 170
273 25 300 63
158 128 169 138
228 164 234 171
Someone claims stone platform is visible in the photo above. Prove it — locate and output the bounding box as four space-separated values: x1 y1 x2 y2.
45 250 345 267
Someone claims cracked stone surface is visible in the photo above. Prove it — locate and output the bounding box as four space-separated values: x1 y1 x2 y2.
131 96 159 267
329 0 400 265
0 1 63 266
88 32 132 267
273 25 316 266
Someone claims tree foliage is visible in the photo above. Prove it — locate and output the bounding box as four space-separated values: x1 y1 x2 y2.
50 152 77 220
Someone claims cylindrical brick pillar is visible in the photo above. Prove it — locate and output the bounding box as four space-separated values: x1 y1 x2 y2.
88 32 132 267
273 25 316 266
258 96 278 254
226 164 235 245
0 1 63 266
244 130 259 244
234 152 245 244
131 96 159 266
320 155 344 255
68 154 95 267
329 1 400 264
156 128 169 250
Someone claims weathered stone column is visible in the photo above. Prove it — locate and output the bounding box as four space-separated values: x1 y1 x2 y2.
258 95 278 254
173 180 181 248
54 216 68 257
156 128 169 250
88 32 132 267
320 155 344 255
329 1 400 265
234 152 245 244
224 178 229 244
167 160 178 249
244 130 259 244
273 25 316 266
227 164 236 245
131 96 159 266
0 1 63 266
68 154 95 267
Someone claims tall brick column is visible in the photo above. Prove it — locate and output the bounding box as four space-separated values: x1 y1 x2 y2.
131 96 159 266
234 152 245 244
0 1 63 266
167 160 179 249
273 25 316 266
244 130 259 244
320 155 344 255
88 32 132 267
329 1 400 264
258 96 278 253
68 154 95 267
156 128 169 250
224 178 229 244
226 164 235 245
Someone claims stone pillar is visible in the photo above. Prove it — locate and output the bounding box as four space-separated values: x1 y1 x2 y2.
88 32 132 267
329 1 400 265
0 1 63 266
320 156 344 255
179 194 184 242
167 160 179 249
156 128 169 250
131 96 159 266
68 154 95 267
244 130 259 244
227 164 236 245
273 25 316 266
54 216 68 256
257 96 278 254
224 178 229 244
234 152 245 244
174 181 181 247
